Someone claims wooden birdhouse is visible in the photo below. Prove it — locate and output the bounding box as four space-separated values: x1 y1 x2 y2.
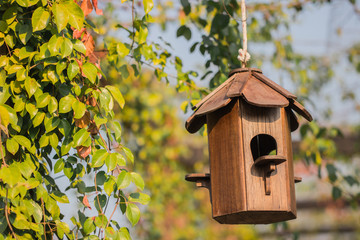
185 68 312 224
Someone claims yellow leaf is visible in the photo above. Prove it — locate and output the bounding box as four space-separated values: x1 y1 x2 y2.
0 105 10 127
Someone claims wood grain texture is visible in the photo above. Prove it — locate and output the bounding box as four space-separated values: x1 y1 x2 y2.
240 99 289 212
194 86 232 116
252 71 297 99
185 114 206 133
290 99 313 122
207 100 246 217
242 76 289 107
192 74 235 110
281 107 297 214
226 71 251 98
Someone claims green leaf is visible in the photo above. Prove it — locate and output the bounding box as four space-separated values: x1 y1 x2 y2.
54 159 64 173
94 194 107 212
61 38 73 58
0 20 8 32
73 128 90 147
45 117 60 132
56 60 67 75
49 133 59 150
332 186 342 200
105 85 125 109
48 35 63 56
91 149 109 168
19 46 34 60
67 60 79 80
39 134 49 148
180 0 191 15
0 165 23 187
117 171 131 189
64 0 84 30
0 105 9 127
25 77 39 97
176 25 191 40
344 176 359 186
2 105 17 126
26 102 38 118
0 215 7 233
99 88 113 112
3 7 17 25
105 153 116 172
59 95 75 113
73 39 86 54
18 24 32 44
72 100 86 119
4 33 15 48
96 171 107 185
53 2 69 32
83 217 96 235
144 0 154 14
138 25 148 44
61 138 72 155
130 172 145 191
36 93 51 108
104 176 116 196
119 227 131 240
82 63 98 84
126 203 140 226
129 192 150 205
94 215 107 229
64 162 74 180
16 0 39 7
32 111 45 127
48 97 58 114
116 42 130 58
6 138 19 155
122 147 134 164
94 114 107 127
111 121 122 142
13 135 32 150
106 152 125 172
105 226 118 239
326 163 337 183
59 119 72 137
32 7 50 32
51 191 69 203
211 14 229 32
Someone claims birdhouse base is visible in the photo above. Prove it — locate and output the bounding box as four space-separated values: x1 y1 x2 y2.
214 210 296 224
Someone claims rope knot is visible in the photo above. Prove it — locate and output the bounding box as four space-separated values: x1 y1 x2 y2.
237 48 251 63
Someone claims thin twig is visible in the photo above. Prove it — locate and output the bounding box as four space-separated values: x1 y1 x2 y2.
41 198 47 240
94 171 104 214
222 0 241 22
103 123 112 152
5 189 17 239
4 42 12 57
105 198 120 230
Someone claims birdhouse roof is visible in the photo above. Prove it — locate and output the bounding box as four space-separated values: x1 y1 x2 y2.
186 68 312 133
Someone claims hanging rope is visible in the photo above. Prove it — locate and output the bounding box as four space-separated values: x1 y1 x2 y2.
237 0 251 68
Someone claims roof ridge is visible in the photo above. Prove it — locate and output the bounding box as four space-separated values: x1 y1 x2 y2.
252 72 297 100
192 74 236 110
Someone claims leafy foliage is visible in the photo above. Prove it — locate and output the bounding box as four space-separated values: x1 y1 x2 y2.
0 0 150 239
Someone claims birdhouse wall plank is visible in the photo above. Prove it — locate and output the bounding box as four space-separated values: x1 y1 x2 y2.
207 100 247 218
239 100 290 212
282 108 297 214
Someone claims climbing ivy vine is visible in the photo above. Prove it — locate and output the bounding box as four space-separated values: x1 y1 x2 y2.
0 0 153 239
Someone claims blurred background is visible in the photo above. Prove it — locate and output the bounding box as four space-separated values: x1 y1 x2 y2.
78 0 360 239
